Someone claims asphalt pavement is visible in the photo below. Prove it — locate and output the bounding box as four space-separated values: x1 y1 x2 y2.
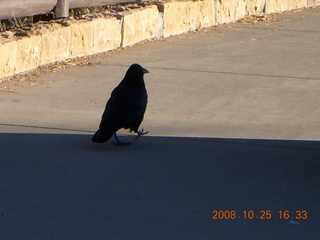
0 6 320 240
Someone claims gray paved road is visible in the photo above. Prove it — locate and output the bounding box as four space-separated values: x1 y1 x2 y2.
0 7 319 240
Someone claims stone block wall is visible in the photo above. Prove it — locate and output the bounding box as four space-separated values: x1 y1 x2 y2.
0 0 319 80
40 25 70 65
92 17 122 53
122 5 162 46
245 0 266 15
0 41 17 78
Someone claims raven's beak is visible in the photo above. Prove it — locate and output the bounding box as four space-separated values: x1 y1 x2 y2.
142 68 149 74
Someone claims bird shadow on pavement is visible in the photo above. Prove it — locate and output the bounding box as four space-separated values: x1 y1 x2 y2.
0 132 319 240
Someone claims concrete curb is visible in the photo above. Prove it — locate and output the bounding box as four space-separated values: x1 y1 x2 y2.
0 0 319 80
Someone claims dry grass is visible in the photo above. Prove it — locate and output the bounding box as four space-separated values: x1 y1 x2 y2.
0 16 32 32
0 2 151 32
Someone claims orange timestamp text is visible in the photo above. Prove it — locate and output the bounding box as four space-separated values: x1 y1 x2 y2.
212 210 308 220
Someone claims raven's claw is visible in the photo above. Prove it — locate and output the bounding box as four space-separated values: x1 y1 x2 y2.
135 129 149 141
111 130 148 145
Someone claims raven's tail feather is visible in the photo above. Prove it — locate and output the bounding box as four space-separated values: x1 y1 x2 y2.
92 128 114 143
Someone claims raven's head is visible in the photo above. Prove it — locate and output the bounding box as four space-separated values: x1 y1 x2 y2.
127 63 149 76
123 63 149 86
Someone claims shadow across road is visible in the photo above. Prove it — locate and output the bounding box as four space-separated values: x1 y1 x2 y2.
0 133 319 239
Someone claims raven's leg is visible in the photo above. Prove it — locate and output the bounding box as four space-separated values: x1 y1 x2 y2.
112 133 131 145
135 128 149 141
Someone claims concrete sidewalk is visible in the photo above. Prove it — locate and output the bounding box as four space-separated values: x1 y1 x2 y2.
0 7 320 240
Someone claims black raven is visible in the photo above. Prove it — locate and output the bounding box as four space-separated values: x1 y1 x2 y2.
92 63 149 145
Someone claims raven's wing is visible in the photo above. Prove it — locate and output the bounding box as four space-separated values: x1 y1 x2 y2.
92 86 125 143
92 84 147 143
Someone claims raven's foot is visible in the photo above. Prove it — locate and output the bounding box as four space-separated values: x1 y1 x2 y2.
135 128 149 141
111 133 131 146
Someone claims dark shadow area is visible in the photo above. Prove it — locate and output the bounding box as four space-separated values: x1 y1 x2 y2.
0 133 319 240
